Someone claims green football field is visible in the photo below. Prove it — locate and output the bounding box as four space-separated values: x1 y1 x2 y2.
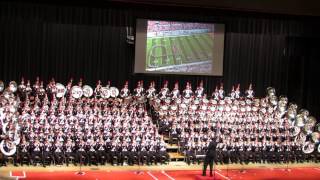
146 33 213 69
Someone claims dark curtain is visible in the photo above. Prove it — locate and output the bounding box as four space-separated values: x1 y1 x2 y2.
0 2 319 119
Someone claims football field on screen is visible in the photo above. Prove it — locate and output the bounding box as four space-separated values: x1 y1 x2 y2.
146 33 213 70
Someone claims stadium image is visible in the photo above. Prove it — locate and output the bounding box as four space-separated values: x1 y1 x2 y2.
146 21 214 74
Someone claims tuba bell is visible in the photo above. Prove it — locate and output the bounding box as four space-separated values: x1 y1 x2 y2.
82 85 93 98
8 81 18 93
311 132 320 143
302 141 315 154
0 140 17 156
316 123 320 132
0 80 4 92
266 87 276 97
71 86 83 99
294 114 305 127
56 83 67 98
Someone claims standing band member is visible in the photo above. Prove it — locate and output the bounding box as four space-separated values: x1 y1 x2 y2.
202 138 218 177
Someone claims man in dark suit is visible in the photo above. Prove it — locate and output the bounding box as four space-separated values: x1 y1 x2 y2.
202 138 218 177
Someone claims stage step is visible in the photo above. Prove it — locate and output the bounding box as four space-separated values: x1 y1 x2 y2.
169 152 185 162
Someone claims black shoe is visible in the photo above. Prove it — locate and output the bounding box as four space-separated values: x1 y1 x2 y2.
202 174 206 176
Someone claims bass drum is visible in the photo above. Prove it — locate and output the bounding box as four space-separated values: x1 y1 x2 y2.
109 87 119 98
71 86 83 99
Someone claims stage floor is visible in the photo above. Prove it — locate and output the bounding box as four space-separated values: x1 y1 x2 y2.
1 162 319 180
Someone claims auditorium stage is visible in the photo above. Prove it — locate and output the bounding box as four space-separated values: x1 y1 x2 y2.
1 162 319 180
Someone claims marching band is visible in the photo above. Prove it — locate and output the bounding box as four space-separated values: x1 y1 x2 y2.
0 78 319 167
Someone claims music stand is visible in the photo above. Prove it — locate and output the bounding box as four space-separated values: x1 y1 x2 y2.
239 157 246 174
226 153 230 178
134 152 143 175
76 152 85 175
285 153 291 172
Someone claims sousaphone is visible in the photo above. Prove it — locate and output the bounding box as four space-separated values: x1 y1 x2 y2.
8 81 17 93
294 114 305 127
311 132 320 143
292 126 301 136
0 80 4 92
266 87 276 97
82 85 93 97
71 86 83 99
109 87 119 98
0 140 17 156
56 83 67 98
100 87 110 99
316 123 320 132
302 141 315 154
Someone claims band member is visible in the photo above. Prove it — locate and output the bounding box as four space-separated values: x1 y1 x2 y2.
171 82 180 99
65 139 76 166
203 138 217 177
94 80 102 98
230 86 236 100
218 83 224 99
159 81 169 99
120 81 130 98
246 84 254 99
133 81 144 97
146 81 156 98
18 77 26 93
182 82 193 98
78 78 83 87
30 139 44 166
53 140 64 165
195 81 204 98
235 84 241 99
212 86 219 100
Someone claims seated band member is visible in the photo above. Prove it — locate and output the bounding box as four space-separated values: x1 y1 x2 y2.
202 138 217 177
